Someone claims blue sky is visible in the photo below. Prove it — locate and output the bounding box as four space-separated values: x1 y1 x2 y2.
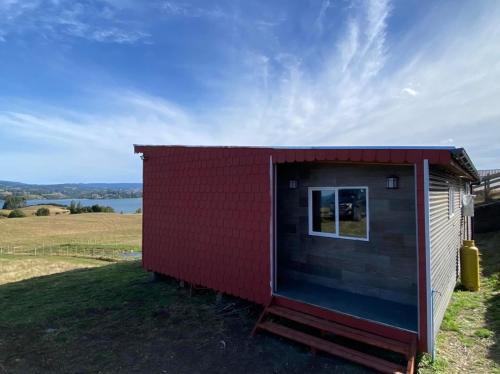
0 0 499 183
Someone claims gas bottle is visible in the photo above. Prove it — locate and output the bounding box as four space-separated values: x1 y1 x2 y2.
460 240 480 291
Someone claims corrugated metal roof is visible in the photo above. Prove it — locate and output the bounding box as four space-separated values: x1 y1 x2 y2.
134 145 479 182
134 144 457 150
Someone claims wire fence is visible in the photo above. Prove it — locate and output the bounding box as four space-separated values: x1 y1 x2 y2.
0 239 141 261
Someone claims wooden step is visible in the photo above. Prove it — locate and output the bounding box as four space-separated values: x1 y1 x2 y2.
405 338 416 374
258 321 406 374
266 305 410 357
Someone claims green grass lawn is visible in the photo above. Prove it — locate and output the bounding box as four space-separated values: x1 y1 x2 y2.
0 260 372 374
1 231 498 373
419 231 500 373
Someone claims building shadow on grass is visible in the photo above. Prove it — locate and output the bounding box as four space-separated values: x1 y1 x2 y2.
476 230 500 365
0 260 374 374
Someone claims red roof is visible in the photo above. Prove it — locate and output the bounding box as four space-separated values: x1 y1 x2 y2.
134 145 478 181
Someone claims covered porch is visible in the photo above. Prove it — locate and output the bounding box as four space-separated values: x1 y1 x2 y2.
276 279 418 331
274 162 419 333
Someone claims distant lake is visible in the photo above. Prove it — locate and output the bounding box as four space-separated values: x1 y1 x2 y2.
0 198 142 214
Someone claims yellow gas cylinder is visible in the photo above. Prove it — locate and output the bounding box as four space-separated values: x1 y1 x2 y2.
460 240 480 291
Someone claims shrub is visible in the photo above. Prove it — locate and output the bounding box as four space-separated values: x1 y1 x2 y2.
69 201 79 214
90 204 114 213
8 209 26 218
135 208 142 214
68 201 114 214
35 207 50 216
2 196 27 210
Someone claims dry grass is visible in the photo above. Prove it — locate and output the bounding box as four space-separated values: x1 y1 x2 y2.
21 204 70 216
0 255 108 285
0 213 142 251
0 204 69 217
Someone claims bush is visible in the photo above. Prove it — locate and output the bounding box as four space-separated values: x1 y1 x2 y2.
35 207 50 216
2 196 27 210
68 201 114 214
135 208 142 214
8 209 26 218
69 201 78 214
90 204 114 213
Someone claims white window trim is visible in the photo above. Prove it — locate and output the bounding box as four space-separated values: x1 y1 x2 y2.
448 186 456 218
308 186 370 242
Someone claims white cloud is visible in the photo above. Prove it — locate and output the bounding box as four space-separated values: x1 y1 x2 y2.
314 0 331 36
198 0 499 169
0 0 149 44
0 90 214 182
161 1 227 19
401 88 419 97
2 0 500 183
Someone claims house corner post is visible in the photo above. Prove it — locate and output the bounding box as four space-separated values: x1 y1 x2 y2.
416 160 432 353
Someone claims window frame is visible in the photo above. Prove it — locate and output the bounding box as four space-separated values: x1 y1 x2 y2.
448 186 456 218
308 186 370 241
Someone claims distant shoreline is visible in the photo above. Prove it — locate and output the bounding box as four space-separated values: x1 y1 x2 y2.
1 197 142 214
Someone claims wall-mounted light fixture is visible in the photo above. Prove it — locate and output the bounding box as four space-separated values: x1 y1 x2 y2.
386 175 399 189
289 180 298 189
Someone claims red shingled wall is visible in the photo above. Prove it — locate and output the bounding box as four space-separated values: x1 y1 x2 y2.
136 145 454 349
141 146 272 304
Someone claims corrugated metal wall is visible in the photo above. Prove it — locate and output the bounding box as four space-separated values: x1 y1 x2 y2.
429 169 469 338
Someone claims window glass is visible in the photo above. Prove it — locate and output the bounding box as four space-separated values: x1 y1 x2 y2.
309 187 369 240
338 188 368 239
449 187 455 217
311 189 336 234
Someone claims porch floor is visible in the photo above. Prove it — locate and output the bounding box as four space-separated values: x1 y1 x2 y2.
276 280 418 332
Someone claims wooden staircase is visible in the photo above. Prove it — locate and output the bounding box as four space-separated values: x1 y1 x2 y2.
253 301 416 374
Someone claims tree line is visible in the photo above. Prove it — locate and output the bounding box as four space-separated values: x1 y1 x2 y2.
2 196 26 210
68 201 115 214
2 196 116 218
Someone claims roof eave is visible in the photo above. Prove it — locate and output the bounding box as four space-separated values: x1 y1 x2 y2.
450 148 480 182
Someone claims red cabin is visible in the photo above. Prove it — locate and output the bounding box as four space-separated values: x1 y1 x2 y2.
135 145 479 373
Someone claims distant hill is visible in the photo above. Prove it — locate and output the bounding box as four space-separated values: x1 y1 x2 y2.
0 181 142 200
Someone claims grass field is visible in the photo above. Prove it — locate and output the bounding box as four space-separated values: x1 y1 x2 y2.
419 231 500 373
0 259 372 374
0 204 69 217
1 231 498 373
0 255 109 285
0 210 497 373
0 213 142 255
